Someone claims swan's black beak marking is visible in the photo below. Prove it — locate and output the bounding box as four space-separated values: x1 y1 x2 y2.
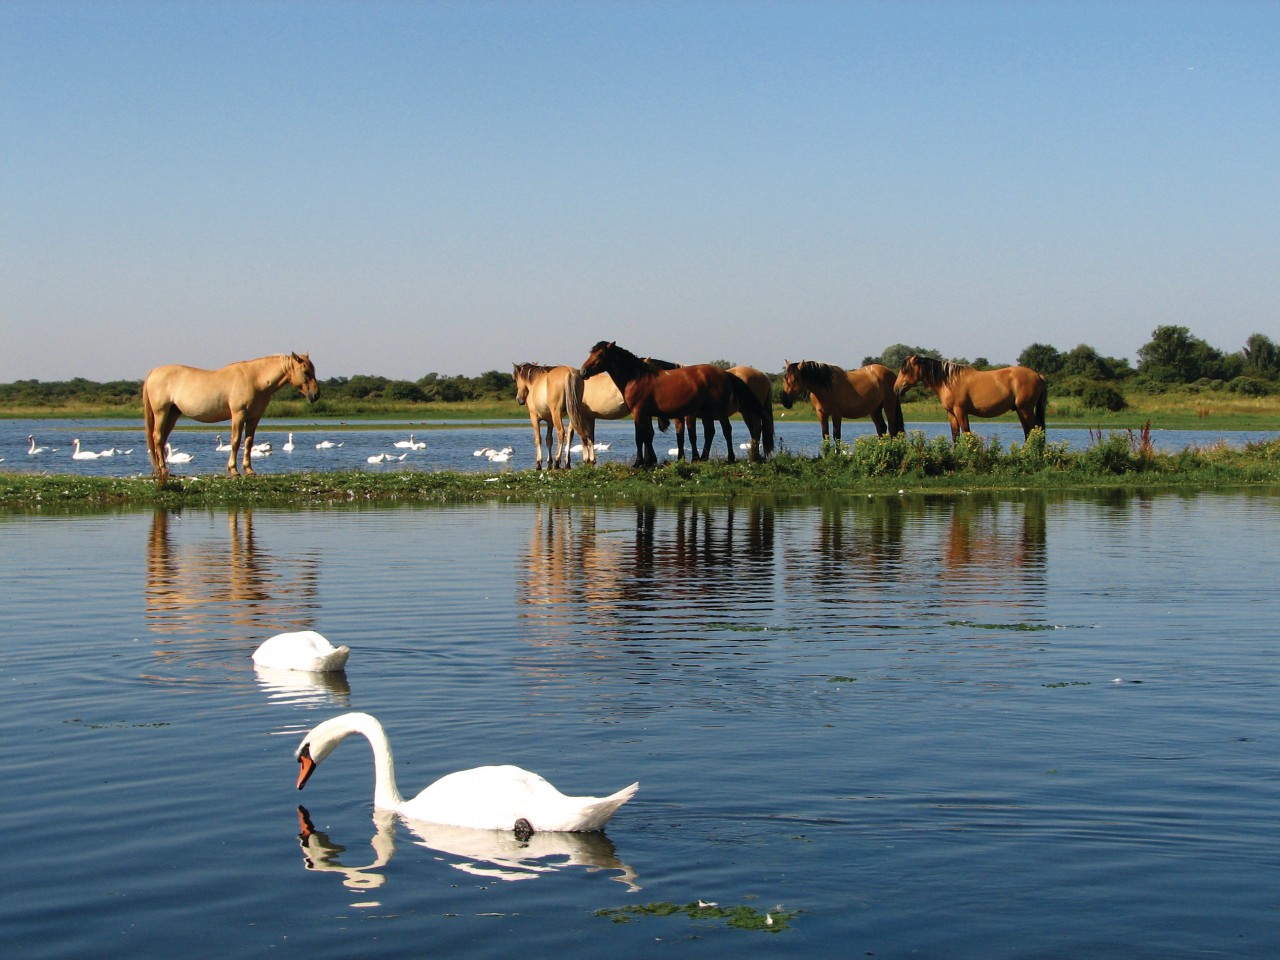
296 744 317 790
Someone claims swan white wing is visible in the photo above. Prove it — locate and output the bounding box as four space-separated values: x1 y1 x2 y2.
400 765 637 832
253 630 350 672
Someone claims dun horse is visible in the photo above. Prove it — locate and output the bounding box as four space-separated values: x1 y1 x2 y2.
513 363 585 469
142 353 319 482
780 360 904 440
894 354 1047 441
579 341 770 468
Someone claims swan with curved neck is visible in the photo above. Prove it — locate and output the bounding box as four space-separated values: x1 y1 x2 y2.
295 712 638 833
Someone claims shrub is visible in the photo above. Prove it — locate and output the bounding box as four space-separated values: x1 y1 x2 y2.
1081 383 1126 411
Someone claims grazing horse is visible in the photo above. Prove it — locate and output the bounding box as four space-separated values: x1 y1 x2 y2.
513 363 585 469
894 354 1047 441
579 341 769 467
142 353 319 482
779 361 904 439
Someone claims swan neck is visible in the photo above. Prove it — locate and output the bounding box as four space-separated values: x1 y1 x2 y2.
359 718 404 809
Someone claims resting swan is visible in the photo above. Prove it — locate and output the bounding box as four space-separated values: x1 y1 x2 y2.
295 712 638 833
253 630 350 672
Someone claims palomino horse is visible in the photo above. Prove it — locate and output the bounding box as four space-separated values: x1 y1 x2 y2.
779 360 904 439
579 341 770 467
513 363 585 469
894 354 1047 441
142 353 319 482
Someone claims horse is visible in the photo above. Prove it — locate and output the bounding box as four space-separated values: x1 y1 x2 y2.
665 364 776 461
564 357 682 465
142 352 319 482
513 362 585 469
579 341 770 468
893 354 1047 441
779 360 904 440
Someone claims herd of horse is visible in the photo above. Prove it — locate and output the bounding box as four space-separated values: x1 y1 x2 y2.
138 346 1048 479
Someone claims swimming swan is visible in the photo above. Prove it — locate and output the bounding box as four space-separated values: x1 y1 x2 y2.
27 435 49 455
253 630 351 672
71 439 103 460
163 443 194 464
295 712 638 833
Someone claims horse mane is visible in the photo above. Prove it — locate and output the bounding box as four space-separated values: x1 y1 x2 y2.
908 355 971 387
641 356 681 371
795 360 838 389
513 362 557 380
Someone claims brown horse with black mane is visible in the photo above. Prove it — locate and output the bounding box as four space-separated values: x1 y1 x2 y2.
780 361 904 439
142 352 319 482
579 341 771 467
894 354 1046 441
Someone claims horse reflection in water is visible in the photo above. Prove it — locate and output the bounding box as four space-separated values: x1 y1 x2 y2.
939 494 1048 611
518 502 777 645
296 805 639 891
145 508 322 646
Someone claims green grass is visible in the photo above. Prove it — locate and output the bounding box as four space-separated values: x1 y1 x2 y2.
3 431 1278 513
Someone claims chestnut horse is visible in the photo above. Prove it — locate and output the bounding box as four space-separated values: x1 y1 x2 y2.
894 354 1047 441
779 361 904 439
565 357 685 465
579 341 770 467
513 362 585 469
661 364 775 461
142 353 319 482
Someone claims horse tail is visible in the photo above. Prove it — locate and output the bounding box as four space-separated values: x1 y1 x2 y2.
141 377 159 473
728 373 772 457
565 366 589 440
1035 378 1048 431
884 385 906 436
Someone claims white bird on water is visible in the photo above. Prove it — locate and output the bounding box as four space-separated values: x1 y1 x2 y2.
315 439 343 449
164 443 194 464
282 433 295 452
252 630 350 672
394 434 426 450
486 447 513 463
71 439 103 460
367 452 407 464
294 712 638 833
215 435 232 452
27 435 49 455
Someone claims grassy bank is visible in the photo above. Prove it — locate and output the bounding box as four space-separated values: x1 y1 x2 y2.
4 432 1277 512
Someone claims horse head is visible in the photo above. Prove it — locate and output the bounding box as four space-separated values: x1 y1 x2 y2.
512 363 530 405
894 355 922 397
580 341 618 379
779 360 802 409
289 353 321 402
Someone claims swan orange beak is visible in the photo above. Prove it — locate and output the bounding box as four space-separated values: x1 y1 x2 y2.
296 745 317 790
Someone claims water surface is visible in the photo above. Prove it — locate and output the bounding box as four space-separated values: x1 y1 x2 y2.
2 491 1277 958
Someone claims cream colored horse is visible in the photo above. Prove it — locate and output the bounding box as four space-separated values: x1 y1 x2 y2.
513 363 585 469
564 372 632 465
142 352 319 481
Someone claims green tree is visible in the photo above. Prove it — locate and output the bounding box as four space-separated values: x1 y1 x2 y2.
864 343 941 369
1241 333 1279 379
1018 343 1064 375
1137 326 1235 383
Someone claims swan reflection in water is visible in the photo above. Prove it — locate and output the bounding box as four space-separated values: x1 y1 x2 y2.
253 665 351 707
296 806 639 891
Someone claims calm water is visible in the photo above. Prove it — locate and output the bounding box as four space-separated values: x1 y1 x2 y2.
2 491 1278 958
7 417 1280 477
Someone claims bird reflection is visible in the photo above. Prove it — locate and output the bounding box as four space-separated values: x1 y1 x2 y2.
254 665 352 707
296 805 639 891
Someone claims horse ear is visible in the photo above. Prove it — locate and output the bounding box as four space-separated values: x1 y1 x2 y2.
607 341 616 349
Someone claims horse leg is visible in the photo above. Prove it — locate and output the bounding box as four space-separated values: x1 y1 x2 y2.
677 417 690 461
720 417 735 463
871 409 886 436
948 412 964 442
152 404 180 482
832 417 843 442
226 415 246 476
240 417 260 475
699 417 716 461
820 416 830 441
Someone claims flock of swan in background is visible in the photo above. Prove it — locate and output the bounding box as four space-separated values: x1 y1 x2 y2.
21 433 445 468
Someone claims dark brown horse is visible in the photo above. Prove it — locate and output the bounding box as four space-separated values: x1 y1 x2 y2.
580 341 770 467
780 360 904 439
894 354 1047 441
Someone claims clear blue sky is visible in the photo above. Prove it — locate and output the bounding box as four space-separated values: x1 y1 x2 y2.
3 0 1277 382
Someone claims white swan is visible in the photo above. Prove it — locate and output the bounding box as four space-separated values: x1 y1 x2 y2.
252 630 350 672
394 434 426 450
251 441 272 455
164 443 194 464
315 439 343 449
474 447 497 458
215 435 232 452
295 712 638 833
367 452 406 464
71 439 102 460
27 435 49 455
283 433 295 452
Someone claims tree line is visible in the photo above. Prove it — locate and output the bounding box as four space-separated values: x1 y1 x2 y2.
2 325 1275 409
